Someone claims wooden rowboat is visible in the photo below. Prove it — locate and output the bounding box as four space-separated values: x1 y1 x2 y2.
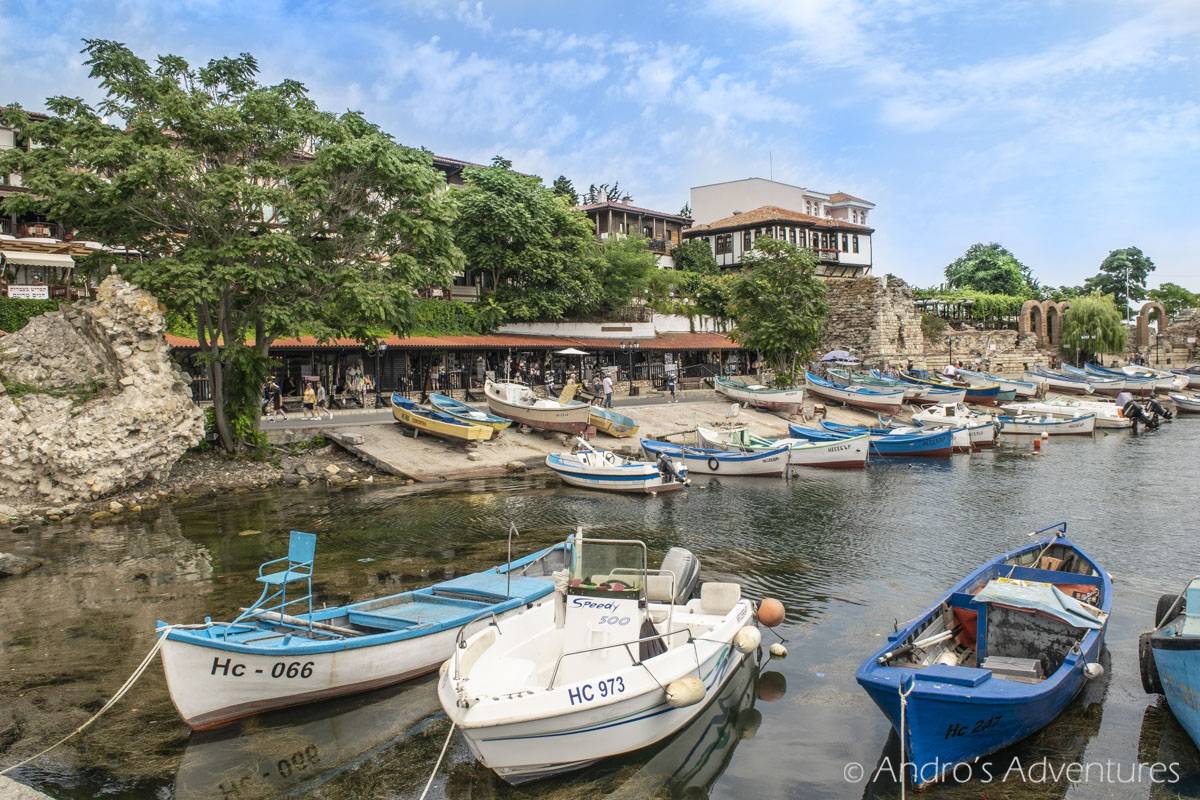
713 376 805 412
391 394 493 442
428 392 512 431
484 380 591 434
805 370 905 413
589 405 640 438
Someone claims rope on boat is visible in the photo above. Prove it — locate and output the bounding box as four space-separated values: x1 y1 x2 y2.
897 678 915 800
417 721 457 800
0 624 183 776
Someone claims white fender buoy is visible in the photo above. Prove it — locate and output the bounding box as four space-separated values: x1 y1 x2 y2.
1084 662 1104 680
769 642 788 659
665 676 706 708
733 626 762 654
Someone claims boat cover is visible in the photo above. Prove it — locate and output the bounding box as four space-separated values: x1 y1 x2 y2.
975 578 1107 630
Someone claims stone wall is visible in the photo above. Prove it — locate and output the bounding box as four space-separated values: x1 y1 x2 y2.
0 276 204 513
821 275 928 365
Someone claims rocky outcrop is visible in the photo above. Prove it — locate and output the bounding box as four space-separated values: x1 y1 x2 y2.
0 276 204 513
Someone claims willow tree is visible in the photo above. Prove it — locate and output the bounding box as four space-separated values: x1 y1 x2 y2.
0 40 462 452
1060 293 1127 364
728 238 828 384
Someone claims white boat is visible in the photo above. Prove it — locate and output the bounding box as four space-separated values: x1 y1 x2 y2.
1001 399 1132 429
545 440 687 494
695 425 868 469
439 533 763 783
1061 365 1128 396
713 376 805 412
956 368 1040 398
805 370 906 413
1171 366 1200 389
1169 393 1200 414
1025 369 1094 396
997 413 1096 436
484 380 592 434
910 403 997 447
1116 365 1187 392
640 437 790 476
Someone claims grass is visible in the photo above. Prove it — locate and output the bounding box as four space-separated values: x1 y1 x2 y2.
0 376 107 406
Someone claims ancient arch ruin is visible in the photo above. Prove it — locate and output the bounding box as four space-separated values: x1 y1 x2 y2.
1135 301 1167 348
1019 299 1070 348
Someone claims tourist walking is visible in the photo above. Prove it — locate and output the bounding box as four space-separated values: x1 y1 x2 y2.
666 371 678 403
270 378 287 420
316 381 333 420
302 382 317 418
602 373 614 408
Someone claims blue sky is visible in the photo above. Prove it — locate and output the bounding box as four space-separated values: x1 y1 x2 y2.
2 0 1197 290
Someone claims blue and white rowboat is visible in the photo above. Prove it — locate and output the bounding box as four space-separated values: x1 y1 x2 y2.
545 444 687 494
1141 578 1200 751
788 423 954 458
805 370 907 413
858 523 1110 789
640 437 790 476
997 413 1095 436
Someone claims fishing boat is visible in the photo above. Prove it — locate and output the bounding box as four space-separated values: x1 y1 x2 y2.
640 437 790 476
899 369 1004 406
865 369 967 403
1060 364 1130 396
1000 399 1131 429
158 532 571 730
484 379 592 434
788 423 954 458
997 413 1095 436
820 419 972 454
1169 393 1200 414
438 531 765 783
910 403 997 447
857 523 1111 789
830 369 918 401
428 392 512 432
805 370 906 413
1140 578 1200 751
1086 363 1177 393
391 393 493 442
696 425 869 469
1026 367 1094 396
955 368 1040 398
589 405 640 438
1119 364 1188 390
713 376 805 412
546 440 686 494
1171 365 1200 389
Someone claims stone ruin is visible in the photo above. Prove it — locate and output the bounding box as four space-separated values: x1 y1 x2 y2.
0 275 204 514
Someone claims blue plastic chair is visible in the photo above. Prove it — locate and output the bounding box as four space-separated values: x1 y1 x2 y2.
232 531 317 631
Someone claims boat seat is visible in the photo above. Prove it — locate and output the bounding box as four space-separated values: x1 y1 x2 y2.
435 571 550 601
646 575 675 603
701 582 741 615
257 568 313 586
348 597 484 630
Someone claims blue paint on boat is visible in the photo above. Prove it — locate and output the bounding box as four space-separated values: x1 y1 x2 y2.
392 393 483 429
806 370 906 400
900 369 1000 404
429 392 512 427
787 423 953 457
1145 579 1200 751
856 524 1110 788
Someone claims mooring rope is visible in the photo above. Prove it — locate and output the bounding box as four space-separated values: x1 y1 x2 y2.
417 721 457 800
0 624 183 776
897 678 915 800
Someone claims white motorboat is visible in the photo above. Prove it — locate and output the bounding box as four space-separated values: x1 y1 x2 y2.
439 534 767 783
713 376 805 412
1116 365 1187 392
1171 366 1200 389
1001 399 1132 429
484 380 592 434
640 437 791 476
997 413 1096 436
696 425 869 469
910 403 997 447
545 439 687 494
956 368 1040 398
1169 393 1200 414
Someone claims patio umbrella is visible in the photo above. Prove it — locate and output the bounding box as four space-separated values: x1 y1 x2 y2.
820 349 859 363
555 348 589 385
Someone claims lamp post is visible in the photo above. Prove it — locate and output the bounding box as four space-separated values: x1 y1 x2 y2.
620 340 640 394
374 343 387 408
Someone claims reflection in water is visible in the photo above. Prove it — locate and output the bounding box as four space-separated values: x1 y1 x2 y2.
173 676 441 800
1138 701 1200 799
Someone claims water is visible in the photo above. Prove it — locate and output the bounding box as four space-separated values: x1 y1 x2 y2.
2 421 1198 799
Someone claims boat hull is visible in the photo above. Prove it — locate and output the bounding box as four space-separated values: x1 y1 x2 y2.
998 414 1095 436
484 383 591 434
1169 394 1200 414
1171 370 1200 389
786 435 869 469
391 401 492 442
805 380 905 413
429 393 513 431
589 406 640 438
714 378 805 412
545 454 685 494
1150 628 1200 749
1026 371 1093 396
641 438 789 476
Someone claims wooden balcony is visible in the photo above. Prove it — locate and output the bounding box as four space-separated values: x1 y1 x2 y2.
814 247 839 262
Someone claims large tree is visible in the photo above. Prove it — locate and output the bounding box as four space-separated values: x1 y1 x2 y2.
595 235 655 312
671 238 719 274
0 40 461 452
551 175 578 204
583 182 632 204
1148 282 1200 317
728 239 828 384
1060 293 1127 364
453 163 600 320
1084 246 1156 315
944 243 1037 296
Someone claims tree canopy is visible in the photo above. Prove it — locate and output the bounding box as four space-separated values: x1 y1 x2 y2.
1084 246 1156 313
1060 293 1127 363
0 40 462 452
551 175 578 204
1148 282 1199 317
595 235 656 313
944 243 1038 297
671 238 719 274
728 239 828 385
583 182 631 204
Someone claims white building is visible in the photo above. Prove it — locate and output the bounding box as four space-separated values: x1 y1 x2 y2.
684 178 874 278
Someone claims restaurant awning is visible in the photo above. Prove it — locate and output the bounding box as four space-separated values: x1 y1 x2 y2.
0 250 75 268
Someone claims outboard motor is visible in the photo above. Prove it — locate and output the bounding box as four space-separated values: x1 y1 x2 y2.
660 547 701 603
1146 397 1173 421
1122 399 1159 432
657 451 682 483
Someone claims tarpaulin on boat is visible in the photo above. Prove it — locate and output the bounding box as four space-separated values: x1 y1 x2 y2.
975 578 1107 629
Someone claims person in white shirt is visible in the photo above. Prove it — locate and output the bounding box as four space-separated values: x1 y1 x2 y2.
943 363 957 378
602 374 614 408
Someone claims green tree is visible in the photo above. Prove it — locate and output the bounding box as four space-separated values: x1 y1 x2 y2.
583 182 632 204
944 243 1037 296
551 175 578 204
1047 284 1084 302
1148 282 1199 317
693 273 736 328
0 41 461 453
1084 247 1156 315
727 239 828 384
595 235 655 312
1060 293 1127 364
679 202 692 218
671 238 719 274
453 163 599 320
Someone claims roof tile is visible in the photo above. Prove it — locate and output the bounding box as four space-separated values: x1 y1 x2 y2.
685 205 873 235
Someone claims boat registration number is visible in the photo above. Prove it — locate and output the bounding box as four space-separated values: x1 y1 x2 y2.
945 714 1002 739
567 676 626 705
210 657 315 679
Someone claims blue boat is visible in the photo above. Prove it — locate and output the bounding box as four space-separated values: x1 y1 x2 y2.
158 531 570 730
1141 578 1200 751
640 437 789 476
857 523 1110 788
787 423 953 458
900 369 1004 405
428 392 513 431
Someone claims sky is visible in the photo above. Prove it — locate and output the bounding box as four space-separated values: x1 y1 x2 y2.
1 0 1198 291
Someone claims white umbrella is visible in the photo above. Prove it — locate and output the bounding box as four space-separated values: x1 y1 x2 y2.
555 347 589 355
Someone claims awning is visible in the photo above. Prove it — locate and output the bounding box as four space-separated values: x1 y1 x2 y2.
0 250 75 268
555 347 590 356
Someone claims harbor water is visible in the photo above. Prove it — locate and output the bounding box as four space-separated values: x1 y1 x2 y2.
2 420 1198 799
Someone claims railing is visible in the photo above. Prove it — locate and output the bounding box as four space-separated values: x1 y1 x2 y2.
648 239 671 254
813 247 839 262
0 218 13 236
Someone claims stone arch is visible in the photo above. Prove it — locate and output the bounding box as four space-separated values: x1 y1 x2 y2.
1044 302 1063 347
1019 299 1045 345
1136 301 1167 348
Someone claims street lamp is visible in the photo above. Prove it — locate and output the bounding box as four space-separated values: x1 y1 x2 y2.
374 343 387 408
620 340 640 395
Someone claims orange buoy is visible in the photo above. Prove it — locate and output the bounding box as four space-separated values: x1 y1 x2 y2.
1033 438 1041 452
757 597 786 627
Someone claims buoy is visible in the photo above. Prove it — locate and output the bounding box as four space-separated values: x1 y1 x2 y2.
665 676 706 708
769 642 788 659
733 626 762 654
1084 662 1105 680
757 598 786 627
1033 438 1041 452
757 670 787 701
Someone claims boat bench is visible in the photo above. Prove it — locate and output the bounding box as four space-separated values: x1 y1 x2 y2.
348 595 489 631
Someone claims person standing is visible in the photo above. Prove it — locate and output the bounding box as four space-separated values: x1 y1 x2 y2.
316 381 333 420
270 378 287 420
302 382 317 418
602 373 614 408
666 371 678 403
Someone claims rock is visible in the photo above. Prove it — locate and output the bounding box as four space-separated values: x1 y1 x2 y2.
129 504 141 513
280 456 299 473
108 501 124 514
298 479 310 487
466 453 483 462
282 473 303 486
0 503 19 521
505 461 527 473
327 474 345 486
404 478 415 485
0 552 42 578
324 464 340 476
90 511 112 523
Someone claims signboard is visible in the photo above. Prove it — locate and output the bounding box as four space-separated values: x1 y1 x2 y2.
7 285 50 300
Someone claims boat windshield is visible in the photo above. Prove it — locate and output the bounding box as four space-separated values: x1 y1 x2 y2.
569 539 647 597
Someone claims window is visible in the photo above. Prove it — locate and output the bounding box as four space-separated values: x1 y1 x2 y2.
742 230 752 251
842 233 849 251
853 235 860 253
821 232 829 249
643 225 652 238
788 227 796 244
715 234 732 255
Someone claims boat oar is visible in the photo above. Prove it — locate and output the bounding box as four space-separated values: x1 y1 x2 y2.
877 626 962 665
